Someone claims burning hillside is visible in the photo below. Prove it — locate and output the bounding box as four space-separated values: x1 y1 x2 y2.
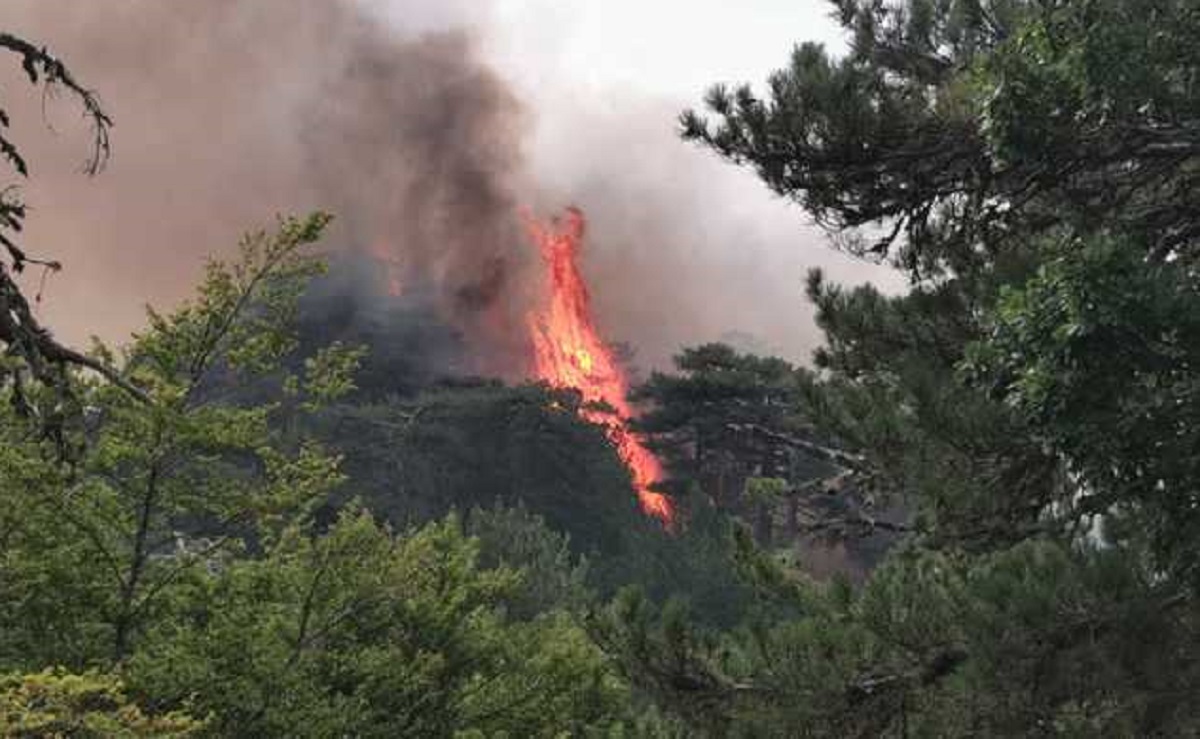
329 205 675 526
524 207 673 525
5 0 753 528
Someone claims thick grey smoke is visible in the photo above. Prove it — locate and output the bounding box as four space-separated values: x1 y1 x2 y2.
3 0 536 375
298 21 537 374
2 0 899 378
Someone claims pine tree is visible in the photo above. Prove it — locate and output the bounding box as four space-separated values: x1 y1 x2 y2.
603 1 1200 733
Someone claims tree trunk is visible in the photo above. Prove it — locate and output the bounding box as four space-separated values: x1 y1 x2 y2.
114 463 160 662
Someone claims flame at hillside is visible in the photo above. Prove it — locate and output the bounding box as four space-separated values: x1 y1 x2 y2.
525 207 673 525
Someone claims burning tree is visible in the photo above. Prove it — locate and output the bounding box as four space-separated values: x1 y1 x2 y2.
524 207 673 525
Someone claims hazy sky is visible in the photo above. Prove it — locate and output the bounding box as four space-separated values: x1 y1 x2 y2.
485 0 845 98
363 0 844 90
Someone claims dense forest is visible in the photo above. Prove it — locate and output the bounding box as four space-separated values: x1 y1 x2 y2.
3 0 1200 736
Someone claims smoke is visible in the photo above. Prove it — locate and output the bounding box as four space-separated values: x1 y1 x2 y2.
482 5 903 370
519 93 836 370
298 23 537 375
1 0 898 379
3 0 536 376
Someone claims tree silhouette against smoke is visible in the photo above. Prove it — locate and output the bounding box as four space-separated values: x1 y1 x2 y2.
0 32 145 408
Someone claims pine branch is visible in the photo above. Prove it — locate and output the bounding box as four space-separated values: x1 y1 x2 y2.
724 422 865 469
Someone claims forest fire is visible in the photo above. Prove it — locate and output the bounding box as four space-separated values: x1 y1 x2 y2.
525 208 674 525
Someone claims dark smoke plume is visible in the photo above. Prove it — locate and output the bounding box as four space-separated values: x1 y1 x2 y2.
3 0 535 376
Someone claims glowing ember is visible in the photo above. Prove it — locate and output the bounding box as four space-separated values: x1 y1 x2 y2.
524 207 673 525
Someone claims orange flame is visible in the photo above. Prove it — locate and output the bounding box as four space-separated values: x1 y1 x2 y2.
524 207 673 525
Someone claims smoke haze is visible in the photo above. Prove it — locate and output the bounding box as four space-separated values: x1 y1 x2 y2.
2 0 898 374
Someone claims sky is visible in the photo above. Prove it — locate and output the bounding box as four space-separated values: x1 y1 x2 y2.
363 0 846 96
484 0 846 99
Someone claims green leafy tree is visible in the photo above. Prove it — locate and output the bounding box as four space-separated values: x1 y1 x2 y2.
964 234 1200 583
0 213 360 667
0 669 202 738
0 210 651 735
466 501 592 618
129 510 631 738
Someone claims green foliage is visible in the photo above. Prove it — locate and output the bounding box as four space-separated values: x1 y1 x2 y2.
600 539 1199 736
11 2 1200 734
128 510 629 737
326 382 643 554
633 343 825 509
667 0 1200 734
802 268 1059 551
290 341 369 411
318 380 755 626
964 235 1200 578
466 502 591 618
0 220 651 734
743 478 788 506
0 669 202 737
686 0 1200 277
0 213 357 668
635 344 806 455
0 200 755 735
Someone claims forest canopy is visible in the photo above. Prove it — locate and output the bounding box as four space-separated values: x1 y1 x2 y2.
3 1 1200 736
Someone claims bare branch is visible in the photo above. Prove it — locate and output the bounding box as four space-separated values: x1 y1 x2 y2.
0 32 112 175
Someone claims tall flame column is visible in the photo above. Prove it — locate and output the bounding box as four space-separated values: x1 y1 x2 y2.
525 207 673 525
